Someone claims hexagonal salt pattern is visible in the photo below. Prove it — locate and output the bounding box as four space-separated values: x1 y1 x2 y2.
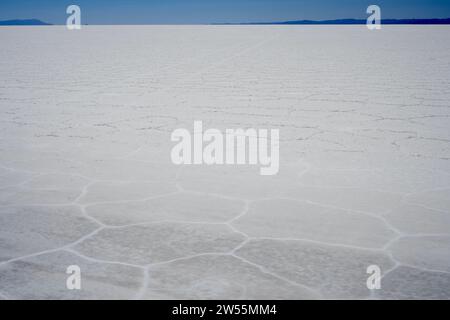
387 236 450 273
231 199 396 248
0 206 98 262
145 255 319 300
73 223 245 265
1 26 450 300
235 239 395 299
384 204 450 235
86 192 246 226
0 251 144 300
376 266 450 300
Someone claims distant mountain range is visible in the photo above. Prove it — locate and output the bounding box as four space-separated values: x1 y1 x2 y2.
215 18 450 25
1 18 450 26
0 19 52 26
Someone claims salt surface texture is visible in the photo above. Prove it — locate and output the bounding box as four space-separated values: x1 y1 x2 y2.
0 26 449 299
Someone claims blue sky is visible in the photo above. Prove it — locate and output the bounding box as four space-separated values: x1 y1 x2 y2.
1 0 450 24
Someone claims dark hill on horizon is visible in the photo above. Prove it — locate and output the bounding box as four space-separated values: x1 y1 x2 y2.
0 19 52 26
214 18 450 25
1 18 450 26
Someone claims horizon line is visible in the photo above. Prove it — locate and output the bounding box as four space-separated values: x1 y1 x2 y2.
2 17 450 26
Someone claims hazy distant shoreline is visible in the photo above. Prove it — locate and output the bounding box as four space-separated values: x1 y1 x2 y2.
2 17 450 26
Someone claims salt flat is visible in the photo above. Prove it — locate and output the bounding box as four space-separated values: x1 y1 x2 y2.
0 26 450 299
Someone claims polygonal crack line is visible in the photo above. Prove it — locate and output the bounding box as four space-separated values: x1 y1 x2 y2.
180 186 248 202
63 218 251 276
387 232 450 244
0 163 38 175
61 248 148 299
75 190 182 207
370 262 400 301
170 214 401 256
297 164 313 179
381 234 403 251
2 169 442 299
401 199 450 215
58 247 148 301
402 178 450 199
63 248 144 270
63 212 253 274
6 172 44 189
391 262 450 276
71 180 98 205
229 235 400 299
382 236 450 277
76 187 249 229
235 235 402 283
61 219 248 266
293 183 410 198
0 226 105 268
383 233 450 255
226 200 250 225
134 251 323 300
241 236 395 254
132 267 150 300
375 261 450 301
115 145 145 160
77 205 107 227
134 253 231 300
228 196 404 248
230 253 323 299
0 245 147 300
0 246 62 268
57 211 322 299
222 197 405 254
108 252 236 300
74 187 187 227
309 197 404 237
226 233 405 299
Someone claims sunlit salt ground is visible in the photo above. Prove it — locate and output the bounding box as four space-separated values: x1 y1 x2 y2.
0 26 449 300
